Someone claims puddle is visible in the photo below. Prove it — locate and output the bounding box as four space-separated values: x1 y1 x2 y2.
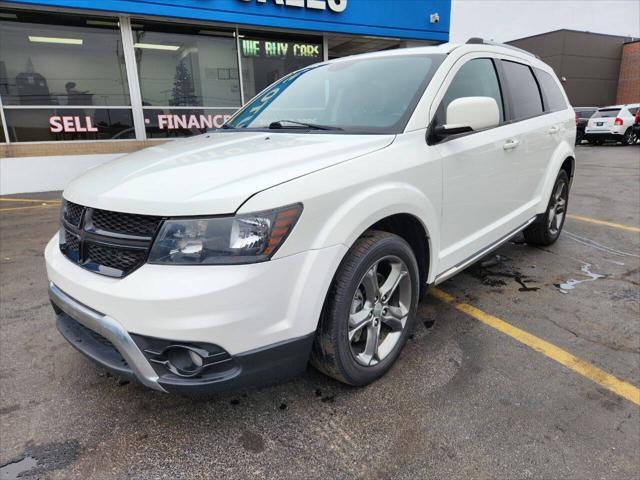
555 263 605 293
0 456 38 480
469 255 539 291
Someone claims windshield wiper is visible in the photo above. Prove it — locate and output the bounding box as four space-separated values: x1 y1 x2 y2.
268 120 343 131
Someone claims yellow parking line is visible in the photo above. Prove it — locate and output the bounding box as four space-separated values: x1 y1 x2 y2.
430 287 640 406
0 204 61 213
0 198 61 203
567 214 640 233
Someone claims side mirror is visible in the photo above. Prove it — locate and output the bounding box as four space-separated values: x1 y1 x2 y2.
435 96 500 137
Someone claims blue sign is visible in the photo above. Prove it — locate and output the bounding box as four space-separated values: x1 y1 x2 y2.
4 0 451 41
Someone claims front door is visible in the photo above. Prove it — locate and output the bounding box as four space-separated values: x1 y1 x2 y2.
432 56 522 273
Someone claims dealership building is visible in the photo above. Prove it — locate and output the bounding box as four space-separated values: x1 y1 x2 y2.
0 0 451 194
507 29 639 107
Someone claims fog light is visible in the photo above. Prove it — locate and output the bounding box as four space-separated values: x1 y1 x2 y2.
165 346 206 377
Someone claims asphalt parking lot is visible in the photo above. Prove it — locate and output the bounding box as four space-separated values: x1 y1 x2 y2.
1 145 639 479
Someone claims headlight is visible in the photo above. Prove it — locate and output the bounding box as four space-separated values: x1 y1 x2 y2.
148 204 303 265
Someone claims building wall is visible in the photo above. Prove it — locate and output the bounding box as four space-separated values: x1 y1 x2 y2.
508 30 631 107
616 41 640 104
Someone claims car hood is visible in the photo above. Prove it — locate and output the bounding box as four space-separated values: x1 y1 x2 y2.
64 132 395 216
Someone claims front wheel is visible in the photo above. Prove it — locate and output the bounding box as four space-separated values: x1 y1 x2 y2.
523 169 570 246
311 231 419 386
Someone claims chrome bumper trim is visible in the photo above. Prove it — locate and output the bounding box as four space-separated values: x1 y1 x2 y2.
48 282 166 392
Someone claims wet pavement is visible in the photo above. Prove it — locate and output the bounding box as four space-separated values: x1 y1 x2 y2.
1 144 639 479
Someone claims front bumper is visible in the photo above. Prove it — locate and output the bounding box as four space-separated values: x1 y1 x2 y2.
51 283 315 394
45 234 347 393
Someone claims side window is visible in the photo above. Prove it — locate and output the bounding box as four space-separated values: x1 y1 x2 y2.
501 60 544 121
535 69 567 112
438 58 504 125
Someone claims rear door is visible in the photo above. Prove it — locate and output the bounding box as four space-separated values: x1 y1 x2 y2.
588 108 620 132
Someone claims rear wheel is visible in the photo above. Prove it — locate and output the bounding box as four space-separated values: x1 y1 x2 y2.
311 231 419 386
523 169 569 246
622 128 635 146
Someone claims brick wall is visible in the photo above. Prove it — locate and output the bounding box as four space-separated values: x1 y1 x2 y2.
616 41 640 104
0 139 167 158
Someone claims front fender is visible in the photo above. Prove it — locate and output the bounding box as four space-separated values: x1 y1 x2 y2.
312 182 439 278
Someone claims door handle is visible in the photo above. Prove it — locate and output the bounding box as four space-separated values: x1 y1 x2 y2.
548 126 560 134
503 139 520 150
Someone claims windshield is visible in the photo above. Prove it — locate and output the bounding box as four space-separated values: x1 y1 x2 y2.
593 108 620 118
225 54 444 134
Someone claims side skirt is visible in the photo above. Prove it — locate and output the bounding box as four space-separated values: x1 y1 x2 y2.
433 216 537 285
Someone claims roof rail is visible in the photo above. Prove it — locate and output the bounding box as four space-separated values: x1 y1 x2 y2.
465 37 540 59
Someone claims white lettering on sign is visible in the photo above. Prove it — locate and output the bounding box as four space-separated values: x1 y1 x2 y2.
239 0 347 13
156 114 232 130
49 115 99 133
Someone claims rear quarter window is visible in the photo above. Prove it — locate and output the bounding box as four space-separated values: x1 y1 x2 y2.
501 60 544 121
535 69 567 112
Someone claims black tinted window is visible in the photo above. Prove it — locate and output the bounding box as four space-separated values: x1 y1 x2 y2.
440 58 504 123
501 60 543 120
536 69 567 112
628 107 639 115
577 109 596 118
593 109 620 118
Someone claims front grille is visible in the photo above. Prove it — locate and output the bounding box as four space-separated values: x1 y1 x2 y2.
92 208 162 237
64 201 84 227
59 199 163 278
87 244 147 273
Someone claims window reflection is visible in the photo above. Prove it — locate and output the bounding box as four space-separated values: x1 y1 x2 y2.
240 32 323 101
0 9 130 106
132 22 241 108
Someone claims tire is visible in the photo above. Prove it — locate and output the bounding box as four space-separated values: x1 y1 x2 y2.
622 128 635 146
311 230 419 386
523 169 570 246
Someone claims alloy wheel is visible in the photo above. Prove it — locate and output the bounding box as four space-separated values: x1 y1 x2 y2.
548 179 568 235
348 255 412 366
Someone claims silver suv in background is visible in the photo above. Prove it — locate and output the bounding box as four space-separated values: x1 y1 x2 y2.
584 104 639 145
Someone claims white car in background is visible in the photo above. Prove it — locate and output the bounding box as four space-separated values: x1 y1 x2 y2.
46 39 576 395
584 104 639 145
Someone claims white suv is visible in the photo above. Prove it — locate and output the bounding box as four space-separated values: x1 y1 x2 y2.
584 104 639 145
46 40 576 394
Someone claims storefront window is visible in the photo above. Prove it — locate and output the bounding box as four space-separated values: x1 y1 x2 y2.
239 32 324 101
0 8 132 142
0 9 130 106
143 108 236 138
4 108 134 142
133 22 241 108
0 9 325 143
